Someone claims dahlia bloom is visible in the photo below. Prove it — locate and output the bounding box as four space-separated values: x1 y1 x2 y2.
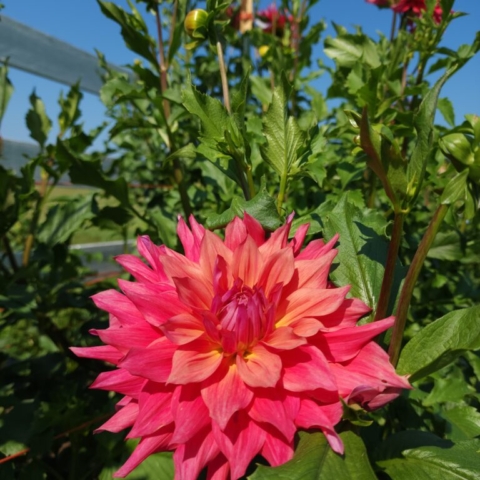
256 5 293 36
72 214 410 479
392 0 444 23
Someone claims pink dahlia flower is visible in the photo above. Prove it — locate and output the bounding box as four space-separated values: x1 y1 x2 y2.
72 214 410 479
393 0 444 23
256 5 293 36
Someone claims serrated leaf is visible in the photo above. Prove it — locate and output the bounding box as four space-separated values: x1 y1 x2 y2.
38 194 95 245
438 97 455 127
427 231 464 261
206 188 281 231
442 406 480 441
397 305 480 381
261 87 306 177
322 195 404 317
249 431 377 480
182 81 229 139
25 91 52 149
378 439 480 480
58 83 82 136
440 170 469 205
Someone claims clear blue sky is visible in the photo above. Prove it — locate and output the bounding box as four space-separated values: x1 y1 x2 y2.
2 0 479 145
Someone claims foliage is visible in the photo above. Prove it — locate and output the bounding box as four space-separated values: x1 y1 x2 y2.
0 0 479 478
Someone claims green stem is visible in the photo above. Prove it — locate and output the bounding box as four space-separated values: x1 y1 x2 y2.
246 166 256 199
277 171 288 214
389 11 398 42
388 203 449 366
2 235 18 272
216 37 231 114
374 212 405 321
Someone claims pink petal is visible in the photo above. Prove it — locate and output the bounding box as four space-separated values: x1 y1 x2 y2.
207 454 230 480
172 275 213 310
281 345 337 393
290 317 324 337
91 290 143 325
212 411 266 480
113 427 174 478
318 298 371 331
70 345 123 364
201 361 254 430
296 233 338 260
295 399 344 454
295 249 337 290
95 401 138 433
161 313 205 345
258 247 295 296
91 322 159 351
115 254 158 284
168 338 223 384
236 343 282 388
232 235 263 287
119 337 177 383
289 223 309 255
248 392 296 441
261 426 294 466
263 326 307 350
90 369 146 397
199 230 234 284
224 216 248 251
259 214 294 257
317 316 395 362
276 286 350 328
128 386 173 438
242 212 265 246
171 384 211 444
173 429 219 480
136 235 169 281
178 216 202 262
118 279 185 326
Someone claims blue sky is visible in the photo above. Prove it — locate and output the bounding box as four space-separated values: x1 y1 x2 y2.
2 0 479 145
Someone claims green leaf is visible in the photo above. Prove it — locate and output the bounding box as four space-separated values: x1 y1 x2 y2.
165 143 197 163
97 1 158 67
427 231 464 261
38 194 95 245
440 170 469 205
0 62 13 126
442 406 480 441
324 37 362 68
322 195 404 317
261 86 306 177
25 91 52 149
206 188 281 231
378 439 480 480
249 431 377 480
407 66 457 207
182 80 229 139
58 83 82 136
438 97 455 127
250 76 273 106
167 0 188 64
397 305 480 381
99 451 174 479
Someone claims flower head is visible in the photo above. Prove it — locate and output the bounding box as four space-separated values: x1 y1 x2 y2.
72 214 410 479
392 0 444 24
256 5 293 36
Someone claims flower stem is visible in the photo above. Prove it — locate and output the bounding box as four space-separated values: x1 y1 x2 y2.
388 203 449 366
389 11 398 42
277 171 288 214
374 212 404 321
216 37 231 114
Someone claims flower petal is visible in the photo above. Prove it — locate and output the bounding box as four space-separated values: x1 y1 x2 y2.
70 345 123 365
118 337 177 383
232 235 263 287
168 338 223 384
261 426 294 467
263 327 306 350
236 343 282 388
90 369 146 398
207 454 230 480
95 401 138 433
296 233 338 260
172 275 213 310
115 254 158 284
317 316 395 362
91 322 159 351
258 247 295 296
224 216 248 251
201 361 254 430
136 235 169 281
318 298 371 331
161 313 205 345
295 249 337 290
281 345 337 393
242 212 265 246
91 290 143 325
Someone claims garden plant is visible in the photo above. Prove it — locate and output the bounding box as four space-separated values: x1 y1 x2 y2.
1 0 480 478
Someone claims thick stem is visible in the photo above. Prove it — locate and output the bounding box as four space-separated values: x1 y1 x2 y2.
389 11 398 42
375 212 405 321
155 4 170 117
2 235 18 272
388 203 449 366
216 39 231 114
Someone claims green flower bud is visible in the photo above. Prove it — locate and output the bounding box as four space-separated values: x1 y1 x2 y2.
184 9 209 38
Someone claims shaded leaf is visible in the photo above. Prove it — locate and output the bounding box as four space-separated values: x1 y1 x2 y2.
25 91 52 149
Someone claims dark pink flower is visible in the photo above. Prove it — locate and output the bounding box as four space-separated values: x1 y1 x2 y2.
72 214 410 479
393 0 444 24
256 4 293 35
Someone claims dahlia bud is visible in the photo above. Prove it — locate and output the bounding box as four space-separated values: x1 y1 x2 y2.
184 9 209 38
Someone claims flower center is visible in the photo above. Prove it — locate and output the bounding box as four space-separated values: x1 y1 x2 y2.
216 280 271 354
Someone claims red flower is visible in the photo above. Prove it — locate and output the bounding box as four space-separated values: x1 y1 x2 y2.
72 214 410 479
256 4 293 35
393 0 444 24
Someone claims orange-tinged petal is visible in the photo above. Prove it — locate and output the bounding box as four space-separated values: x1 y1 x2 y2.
161 313 205 345
258 247 295 296
224 216 247 251
168 338 223 385
295 249 337 290
296 233 338 260
172 275 213 310
201 361 253 430
242 212 265 246
232 235 263 287
263 326 306 350
199 230 233 284
236 343 282 388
